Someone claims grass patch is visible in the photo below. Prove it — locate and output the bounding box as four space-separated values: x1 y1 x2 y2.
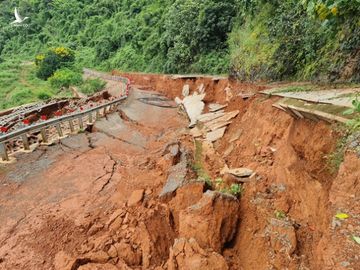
271 85 314 94
191 140 213 187
0 59 73 110
327 125 349 174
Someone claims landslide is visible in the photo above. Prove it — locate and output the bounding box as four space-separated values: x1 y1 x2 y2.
0 73 359 270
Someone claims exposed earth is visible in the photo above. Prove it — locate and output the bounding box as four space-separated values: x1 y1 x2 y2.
0 73 359 270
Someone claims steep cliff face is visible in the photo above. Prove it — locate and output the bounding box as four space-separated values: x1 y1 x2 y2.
0 74 358 270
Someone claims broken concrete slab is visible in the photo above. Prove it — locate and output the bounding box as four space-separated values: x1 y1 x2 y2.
182 84 190 97
198 83 206 94
198 111 225 123
205 121 232 132
206 127 227 142
209 103 228 112
182 93 206 127
203 111 239 132
159 151 189 198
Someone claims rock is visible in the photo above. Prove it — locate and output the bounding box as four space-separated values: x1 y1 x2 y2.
182 84 190 97
159 151 188 198
107 245 118 258
54 251 74 270
229 129 243 143
87 223 104 236
223 143 234 158
106 209 124 228
267 218 297 255
127 189 145 206
221 167 254 178
206 127 227 142
167 238 229 270
182 93 206 127
114 242 142 266
78 263 119 270
169 182 205 229
179 191 239 252
208 103 227 112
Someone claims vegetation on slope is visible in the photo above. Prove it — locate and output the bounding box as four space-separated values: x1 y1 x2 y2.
0 0 360 109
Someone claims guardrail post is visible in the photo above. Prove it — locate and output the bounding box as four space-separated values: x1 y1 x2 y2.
103 107 107 116
0 143 9 161
40 128 48 143
21 134 30 151
88 113 93 123
78 116 84 130
96 110 100 120
69 119 75 133
56 124 63 138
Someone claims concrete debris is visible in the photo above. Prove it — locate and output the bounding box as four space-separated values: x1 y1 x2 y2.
209 103 228 112
160 150 189 198
198 111 225 123
198 83 206 94
182 93 206 127
182 84 190 97
206 127 226 142
203 111 239 132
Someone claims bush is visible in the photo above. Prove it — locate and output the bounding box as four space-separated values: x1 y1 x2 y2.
37 91 52 100
49 68 82 89
36 47 75 80
80 78 106 95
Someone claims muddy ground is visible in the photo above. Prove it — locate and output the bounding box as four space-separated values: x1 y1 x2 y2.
0 74 359 270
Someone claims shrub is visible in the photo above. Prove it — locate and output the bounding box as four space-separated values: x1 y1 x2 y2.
80 78 106 95
36 47 75 80
37 91 52 100
49 68 82 89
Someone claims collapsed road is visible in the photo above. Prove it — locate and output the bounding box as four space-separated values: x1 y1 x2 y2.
0 72 359 270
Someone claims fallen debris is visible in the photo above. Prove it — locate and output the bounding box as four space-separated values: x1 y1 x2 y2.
159 150 189 198
209 103 228 112
127 189 145 206
206 127 227 142
167 238 229 270
179 190 239 252
182 84 190 97
178 93 206 127
221 166 254 178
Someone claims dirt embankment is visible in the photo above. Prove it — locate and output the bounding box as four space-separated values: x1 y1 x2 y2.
0 72 358 270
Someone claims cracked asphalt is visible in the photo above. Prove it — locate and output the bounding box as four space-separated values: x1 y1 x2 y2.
0 88 186 269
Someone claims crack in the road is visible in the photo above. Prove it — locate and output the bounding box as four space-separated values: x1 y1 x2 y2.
97 129 146 150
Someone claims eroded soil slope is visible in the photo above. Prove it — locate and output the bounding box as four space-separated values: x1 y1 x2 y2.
0 74 359 270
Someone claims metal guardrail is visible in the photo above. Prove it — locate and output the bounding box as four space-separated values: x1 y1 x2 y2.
0 70 130 162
